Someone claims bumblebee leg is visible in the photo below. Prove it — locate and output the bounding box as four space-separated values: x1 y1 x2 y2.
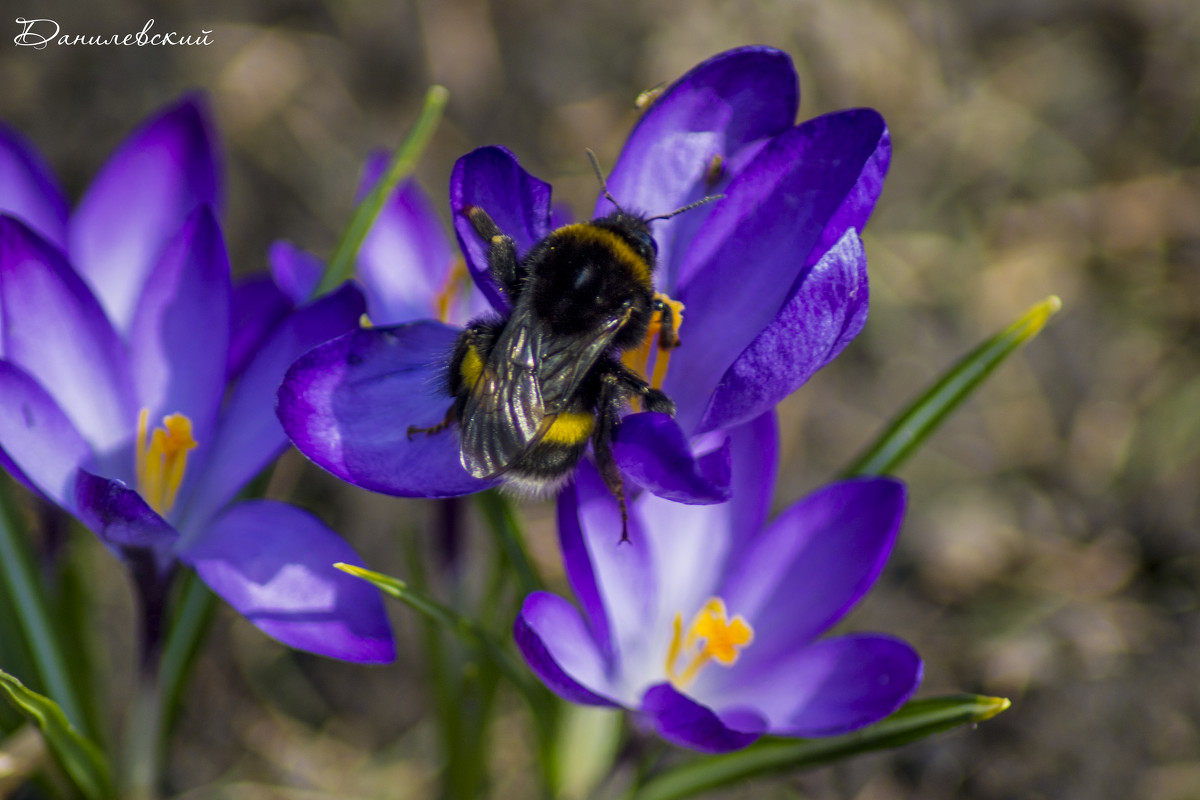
463 205 522 297
406 404 456 440
594 371 632 543
608 358 677 417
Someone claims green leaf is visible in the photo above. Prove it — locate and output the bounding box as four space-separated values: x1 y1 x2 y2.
336 562 561 788
0 481 89 733
844 295 1061 477
0 669 115 800
314 84 450 297
334 563 544 702
633 694 1010 800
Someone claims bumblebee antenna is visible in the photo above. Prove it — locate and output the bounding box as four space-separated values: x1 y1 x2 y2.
586 149 626 214
645 193 724 222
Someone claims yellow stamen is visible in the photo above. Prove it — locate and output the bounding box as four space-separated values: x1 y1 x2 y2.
664 597 753 689
433 258 471 323
135 410 198 515
623 292 684 410
359 313 374 328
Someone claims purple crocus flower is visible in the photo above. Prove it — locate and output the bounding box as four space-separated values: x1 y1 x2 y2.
278 45 886 507
0 98 394 663
515 412 922 753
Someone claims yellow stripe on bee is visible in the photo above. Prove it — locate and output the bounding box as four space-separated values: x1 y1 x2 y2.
553 224 651 285
541 411 595 445
460 345 484 386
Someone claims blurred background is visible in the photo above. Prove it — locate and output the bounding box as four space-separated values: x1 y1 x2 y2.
2 0 1199 797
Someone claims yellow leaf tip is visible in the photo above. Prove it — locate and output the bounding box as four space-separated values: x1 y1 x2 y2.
334 562 364 577
974 695 1011 721
1012 295 1063 339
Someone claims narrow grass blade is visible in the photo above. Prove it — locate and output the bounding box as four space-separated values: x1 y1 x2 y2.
844 296 1061 477
314 85 450 297
633 694 1010 800
0 669 115 800
334 563 542 702
0 483 88 733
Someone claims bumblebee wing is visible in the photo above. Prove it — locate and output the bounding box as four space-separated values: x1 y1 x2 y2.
459 306 631 479
460 304 547 478
537 309 630 414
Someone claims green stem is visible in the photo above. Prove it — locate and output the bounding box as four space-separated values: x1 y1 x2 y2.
403 533 465 800
0 481 88 734
157 573 216 733
473 491 544 596
314 85 450 298
123 672 162 800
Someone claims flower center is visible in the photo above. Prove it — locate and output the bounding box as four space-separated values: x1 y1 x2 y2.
433 257 472 323
135 409 198 516
623 292 684 406
664 597 753 689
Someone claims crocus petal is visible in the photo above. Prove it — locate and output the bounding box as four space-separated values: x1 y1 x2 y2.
719 478 906 669
0 123 69 248
228 275 292 382
612 413 731 504
696 229 869 434
806 126 891 271
267 240 322 305
514 591 619 706
667 109 888 433
127 207 230 453
277 320 495 498
558 461 656 682
0 215 135 454
605 46 800 287
70 95 221 332
640 683 763 753
450 146 552 311
177 500 395 663
724 410 779 548
628 412 777 652
181 284 364 530
729 634 921 737
0 361 91 507
74 469 179 576
357 175 459 324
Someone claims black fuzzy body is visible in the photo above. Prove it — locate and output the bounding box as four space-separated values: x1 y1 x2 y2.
439 207 676 513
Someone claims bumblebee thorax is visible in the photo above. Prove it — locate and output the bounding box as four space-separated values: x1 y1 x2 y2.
526 221 656 337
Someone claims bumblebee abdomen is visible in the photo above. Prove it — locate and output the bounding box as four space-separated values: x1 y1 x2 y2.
503 438 590 497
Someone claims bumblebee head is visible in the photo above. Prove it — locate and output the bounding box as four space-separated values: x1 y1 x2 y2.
592 211 659 273
584 150 722 278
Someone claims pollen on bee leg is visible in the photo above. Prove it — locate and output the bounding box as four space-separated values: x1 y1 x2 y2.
664 597 753 689
135 409 198 516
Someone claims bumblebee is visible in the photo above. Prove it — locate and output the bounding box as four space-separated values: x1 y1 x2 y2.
410 156 716 541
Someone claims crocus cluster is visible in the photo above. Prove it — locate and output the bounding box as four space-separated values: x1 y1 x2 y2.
0 98 394 663
272 44 920 752
3 42 922 755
